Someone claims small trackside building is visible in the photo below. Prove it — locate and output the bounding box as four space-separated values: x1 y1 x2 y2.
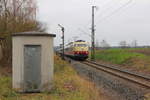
12 32 56 93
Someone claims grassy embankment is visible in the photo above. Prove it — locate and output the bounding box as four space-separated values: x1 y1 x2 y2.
0 56 100 100
95 48 150 72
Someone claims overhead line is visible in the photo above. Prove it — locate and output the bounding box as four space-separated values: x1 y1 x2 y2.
85 0 116 26
85 0 132 29
96 0 133 24
78 28 91 37
94 0 124 21
77 0 132 42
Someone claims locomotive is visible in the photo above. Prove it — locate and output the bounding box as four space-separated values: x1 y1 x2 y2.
65 40 89 60
58 40 89 60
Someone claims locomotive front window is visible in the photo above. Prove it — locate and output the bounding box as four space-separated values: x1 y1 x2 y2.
75 44 87 47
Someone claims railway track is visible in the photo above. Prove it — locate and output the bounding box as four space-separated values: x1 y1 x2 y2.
81 60 150 89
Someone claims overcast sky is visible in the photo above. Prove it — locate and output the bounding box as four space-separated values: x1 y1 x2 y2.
37 0 150 46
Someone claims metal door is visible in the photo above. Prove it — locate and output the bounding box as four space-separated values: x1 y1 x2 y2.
24 45 41 92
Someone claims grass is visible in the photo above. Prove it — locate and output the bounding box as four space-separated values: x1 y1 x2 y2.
95 49 146 64
0 56 100 100
95 48 150 72
0 77 18 99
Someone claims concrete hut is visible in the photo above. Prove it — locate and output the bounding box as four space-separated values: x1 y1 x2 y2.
12 32 56 92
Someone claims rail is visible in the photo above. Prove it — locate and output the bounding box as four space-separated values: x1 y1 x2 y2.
81 60 150 89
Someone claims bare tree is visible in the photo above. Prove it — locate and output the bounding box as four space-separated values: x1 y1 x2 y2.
119 41 127 48
131 40 138 48
0 0 45 65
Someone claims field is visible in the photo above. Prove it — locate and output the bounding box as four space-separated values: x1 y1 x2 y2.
0 56 101 100
95 48 150 73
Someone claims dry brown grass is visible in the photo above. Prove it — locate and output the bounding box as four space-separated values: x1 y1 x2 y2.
0 55 104 100
53 55 102 100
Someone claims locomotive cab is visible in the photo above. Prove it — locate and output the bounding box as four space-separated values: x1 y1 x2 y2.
73 40 89 60
64 40 89 60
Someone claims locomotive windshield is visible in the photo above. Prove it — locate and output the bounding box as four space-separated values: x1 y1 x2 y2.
74 44 87 47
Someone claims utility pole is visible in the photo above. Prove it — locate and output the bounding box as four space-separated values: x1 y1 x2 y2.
91 6 96 61
58 24 65 60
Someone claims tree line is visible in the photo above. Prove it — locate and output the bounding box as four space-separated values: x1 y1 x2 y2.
0 0 46 66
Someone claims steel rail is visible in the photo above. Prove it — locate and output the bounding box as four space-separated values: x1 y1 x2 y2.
86 60 150 80
81 60 150 89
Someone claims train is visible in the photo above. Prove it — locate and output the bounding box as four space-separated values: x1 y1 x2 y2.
58 40 89 60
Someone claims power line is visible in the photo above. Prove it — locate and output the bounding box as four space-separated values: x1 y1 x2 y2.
94 0 123 21
77 0 132 41
85 0 132 30
78 28 91 37
96 0 133 24
86 0 117 26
